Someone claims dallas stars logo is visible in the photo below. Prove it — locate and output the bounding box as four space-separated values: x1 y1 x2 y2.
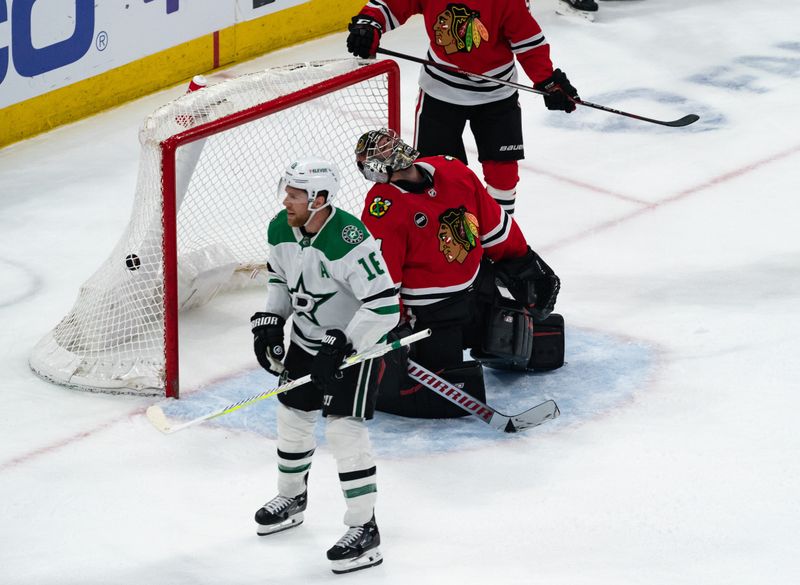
289 274 335 326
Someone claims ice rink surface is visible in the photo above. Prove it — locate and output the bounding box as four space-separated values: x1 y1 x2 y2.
1 1 799 583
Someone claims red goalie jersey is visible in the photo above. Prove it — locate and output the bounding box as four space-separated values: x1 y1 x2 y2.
357 0 554 105
361 156 529 308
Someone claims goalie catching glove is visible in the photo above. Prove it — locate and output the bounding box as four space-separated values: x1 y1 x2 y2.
251 312 286 377
494 247 561 321
346 15 382 58
534 69 579 113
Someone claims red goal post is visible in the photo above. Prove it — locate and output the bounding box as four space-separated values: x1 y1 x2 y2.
30 59 401 399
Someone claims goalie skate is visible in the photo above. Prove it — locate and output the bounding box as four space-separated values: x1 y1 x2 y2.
254 492 307 535
327 516 383 574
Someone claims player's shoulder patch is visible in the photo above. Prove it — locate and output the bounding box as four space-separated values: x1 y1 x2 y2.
341 224 365 245
313 208 370 260
368 195 392 218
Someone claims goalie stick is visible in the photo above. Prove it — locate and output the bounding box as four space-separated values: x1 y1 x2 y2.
375 48 700 128
407 359 560 433
146 329 432 434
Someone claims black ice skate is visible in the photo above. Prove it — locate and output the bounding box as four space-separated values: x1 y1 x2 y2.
254 491 307 535
556 0 599 21
326 516 383 574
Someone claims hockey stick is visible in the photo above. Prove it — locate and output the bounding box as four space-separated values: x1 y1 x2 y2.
146 329 432 434
375 48 699 128
407 359 560 433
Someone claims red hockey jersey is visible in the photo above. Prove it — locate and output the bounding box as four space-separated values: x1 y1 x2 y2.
361 156 528 307
357 0 554 105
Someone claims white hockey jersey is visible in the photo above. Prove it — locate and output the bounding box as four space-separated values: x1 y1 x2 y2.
263 207 400 355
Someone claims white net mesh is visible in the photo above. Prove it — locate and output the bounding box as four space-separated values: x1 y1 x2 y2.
30 59 396 396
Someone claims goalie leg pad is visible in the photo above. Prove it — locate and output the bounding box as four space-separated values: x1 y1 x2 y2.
377 360 486 419
472 301 565 373
471 297 534 371
529 313 565 372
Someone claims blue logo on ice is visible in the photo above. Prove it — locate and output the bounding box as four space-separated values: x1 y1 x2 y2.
0 0 95 83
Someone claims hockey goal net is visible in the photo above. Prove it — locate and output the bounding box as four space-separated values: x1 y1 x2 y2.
29 59 400 398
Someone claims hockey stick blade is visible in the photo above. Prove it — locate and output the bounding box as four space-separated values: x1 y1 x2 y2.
501 400 560 433
407 360 560 433
146 404 174 434
146 329 432 434
374 48 699 128
574 99 700 127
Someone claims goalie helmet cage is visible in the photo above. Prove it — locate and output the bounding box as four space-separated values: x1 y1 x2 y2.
29 59 400 399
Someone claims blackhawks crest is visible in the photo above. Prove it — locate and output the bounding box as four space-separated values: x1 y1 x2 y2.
437 206 479 264
433 3 489 55
368 196 392 218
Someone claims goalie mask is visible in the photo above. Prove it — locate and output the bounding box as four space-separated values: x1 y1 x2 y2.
278 158 340 221
355 128 419 184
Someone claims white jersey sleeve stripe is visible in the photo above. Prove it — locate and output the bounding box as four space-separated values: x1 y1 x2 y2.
510 33 548 54
481 212 512 249
367 0 399 30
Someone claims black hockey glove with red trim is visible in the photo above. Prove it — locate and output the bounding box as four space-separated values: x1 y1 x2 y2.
251 312 286 377
495 247 561 321
347 15 383 59
311 329 352 391
534 69 578 113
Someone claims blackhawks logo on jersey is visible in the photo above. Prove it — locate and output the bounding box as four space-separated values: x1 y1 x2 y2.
433 4 489 55
368 196 392 218
437 206 479 264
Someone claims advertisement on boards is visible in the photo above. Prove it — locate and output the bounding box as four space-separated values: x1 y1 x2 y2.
0 0 310 109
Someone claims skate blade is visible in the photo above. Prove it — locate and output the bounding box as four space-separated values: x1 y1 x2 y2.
330 548 383 574
256 513 304 536
555 5 597 22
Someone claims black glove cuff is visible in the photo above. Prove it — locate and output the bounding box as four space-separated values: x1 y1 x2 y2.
251 312 285 333
320 329 349 352
349 14 383 32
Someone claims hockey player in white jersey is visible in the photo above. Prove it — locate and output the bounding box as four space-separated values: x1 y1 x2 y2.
250 158 400 574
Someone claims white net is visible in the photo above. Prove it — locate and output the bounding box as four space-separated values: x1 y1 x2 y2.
30 59 397 396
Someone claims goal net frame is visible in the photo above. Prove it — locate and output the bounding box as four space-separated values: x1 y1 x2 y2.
30 58 400 399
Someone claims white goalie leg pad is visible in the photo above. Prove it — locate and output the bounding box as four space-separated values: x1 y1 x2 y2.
326 416 377 527
276 404 318 497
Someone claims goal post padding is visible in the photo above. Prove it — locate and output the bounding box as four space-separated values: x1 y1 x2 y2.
29 59 400 398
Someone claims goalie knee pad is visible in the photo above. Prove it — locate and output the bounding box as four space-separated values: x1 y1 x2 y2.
471 297 534 370
530 313 565 372
471 298 565 372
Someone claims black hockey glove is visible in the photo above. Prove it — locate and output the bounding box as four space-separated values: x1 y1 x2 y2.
534 69 578 113
311 329 351 391
495 247 561 321
346 15 382 58
251 312 286 377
